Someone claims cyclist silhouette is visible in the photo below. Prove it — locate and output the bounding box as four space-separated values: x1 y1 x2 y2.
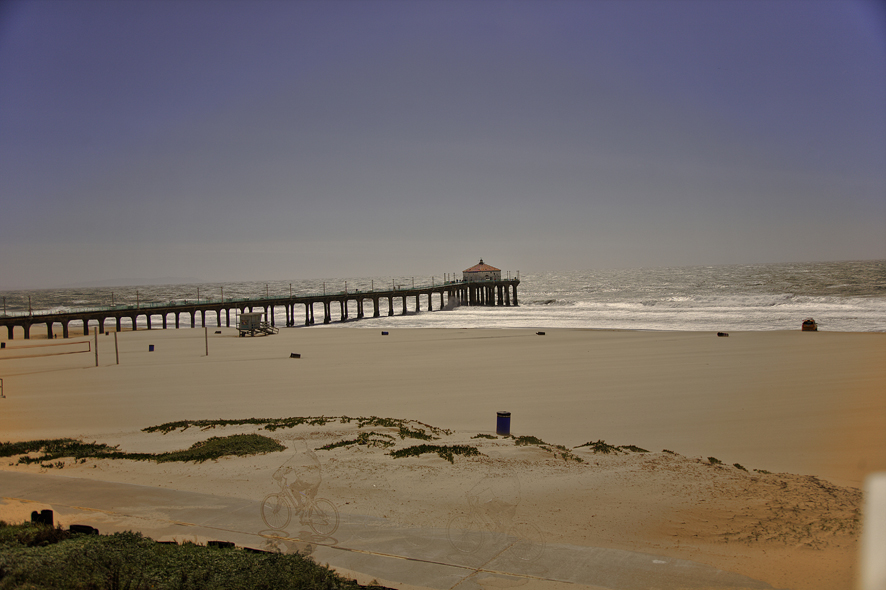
465 470 520 538
449 458 542 561
272 440 322 523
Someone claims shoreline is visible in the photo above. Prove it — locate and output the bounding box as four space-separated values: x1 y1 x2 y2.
5 322 886 339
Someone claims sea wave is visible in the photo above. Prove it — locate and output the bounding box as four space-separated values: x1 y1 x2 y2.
3 260 884 332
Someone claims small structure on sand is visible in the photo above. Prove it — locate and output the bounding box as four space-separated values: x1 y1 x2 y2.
238 312 279 337
463 259 502 282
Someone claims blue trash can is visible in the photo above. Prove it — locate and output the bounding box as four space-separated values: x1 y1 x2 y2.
496 411 511 436
149 345 154 352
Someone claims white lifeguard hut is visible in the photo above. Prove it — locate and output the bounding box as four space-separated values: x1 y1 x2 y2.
463 259 502 283
238 312 279 337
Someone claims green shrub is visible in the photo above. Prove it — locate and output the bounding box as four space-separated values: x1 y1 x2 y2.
143 416 452 436
0 523 381 589
3 523 71 548
318 432 395 451
514 436 547 446
5 434 285 465
153 434 285 463
397 426 434 441
356 417 451 437
576 440 620 454
143 418 274 434
619 445 649 453
514 436 583 463
389 445 480 463
2 439 120 463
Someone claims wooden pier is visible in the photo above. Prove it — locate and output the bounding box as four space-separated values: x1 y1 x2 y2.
0 279 519 340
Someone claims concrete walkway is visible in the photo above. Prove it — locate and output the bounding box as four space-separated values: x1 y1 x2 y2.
1 471 778 590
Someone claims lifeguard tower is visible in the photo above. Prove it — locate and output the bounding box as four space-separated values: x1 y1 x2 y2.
238 312 279 337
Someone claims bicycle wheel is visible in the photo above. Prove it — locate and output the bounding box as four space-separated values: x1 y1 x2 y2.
447 513 484 554
260 493 291 530
308 498 339 537
506 521 545 562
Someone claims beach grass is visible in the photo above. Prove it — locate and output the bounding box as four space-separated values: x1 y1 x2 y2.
0 521 386 589
2 434 285 466
143 416 452 437
515 435 584 463
576 440 620 454
575 440 650 454
4 419 773 475
389 444 481 463
619 445 650 453
318 432 396 450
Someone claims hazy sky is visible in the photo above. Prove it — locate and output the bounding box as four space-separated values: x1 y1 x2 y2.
1 0 884 289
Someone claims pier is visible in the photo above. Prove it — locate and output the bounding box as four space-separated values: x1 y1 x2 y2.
0 279 519 340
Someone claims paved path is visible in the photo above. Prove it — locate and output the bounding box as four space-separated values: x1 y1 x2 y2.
1 471 778 590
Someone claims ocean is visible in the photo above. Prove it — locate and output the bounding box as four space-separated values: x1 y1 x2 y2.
2 260 884 333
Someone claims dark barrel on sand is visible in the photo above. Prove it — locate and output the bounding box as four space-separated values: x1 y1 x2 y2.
496 411 511 436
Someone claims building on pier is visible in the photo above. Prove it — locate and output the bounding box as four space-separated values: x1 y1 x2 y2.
463 259 501 282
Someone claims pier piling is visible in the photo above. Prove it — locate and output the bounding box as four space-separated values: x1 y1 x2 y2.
1 278 519 338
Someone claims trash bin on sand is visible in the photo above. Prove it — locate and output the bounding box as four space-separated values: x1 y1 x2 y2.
496 411 511 436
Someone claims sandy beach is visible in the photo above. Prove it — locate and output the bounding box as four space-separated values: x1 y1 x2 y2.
1 326 884 589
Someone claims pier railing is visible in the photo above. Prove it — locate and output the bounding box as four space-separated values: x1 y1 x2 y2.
1 276 520 338
1 278 502 318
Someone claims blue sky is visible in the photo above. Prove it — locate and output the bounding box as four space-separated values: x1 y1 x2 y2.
1 0 884 289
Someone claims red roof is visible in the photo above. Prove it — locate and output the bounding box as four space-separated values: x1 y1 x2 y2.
464 259 500 273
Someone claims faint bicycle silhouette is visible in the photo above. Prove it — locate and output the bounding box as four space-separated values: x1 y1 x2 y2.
260 477 340 536
447 473 544 562
447 503 544 562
